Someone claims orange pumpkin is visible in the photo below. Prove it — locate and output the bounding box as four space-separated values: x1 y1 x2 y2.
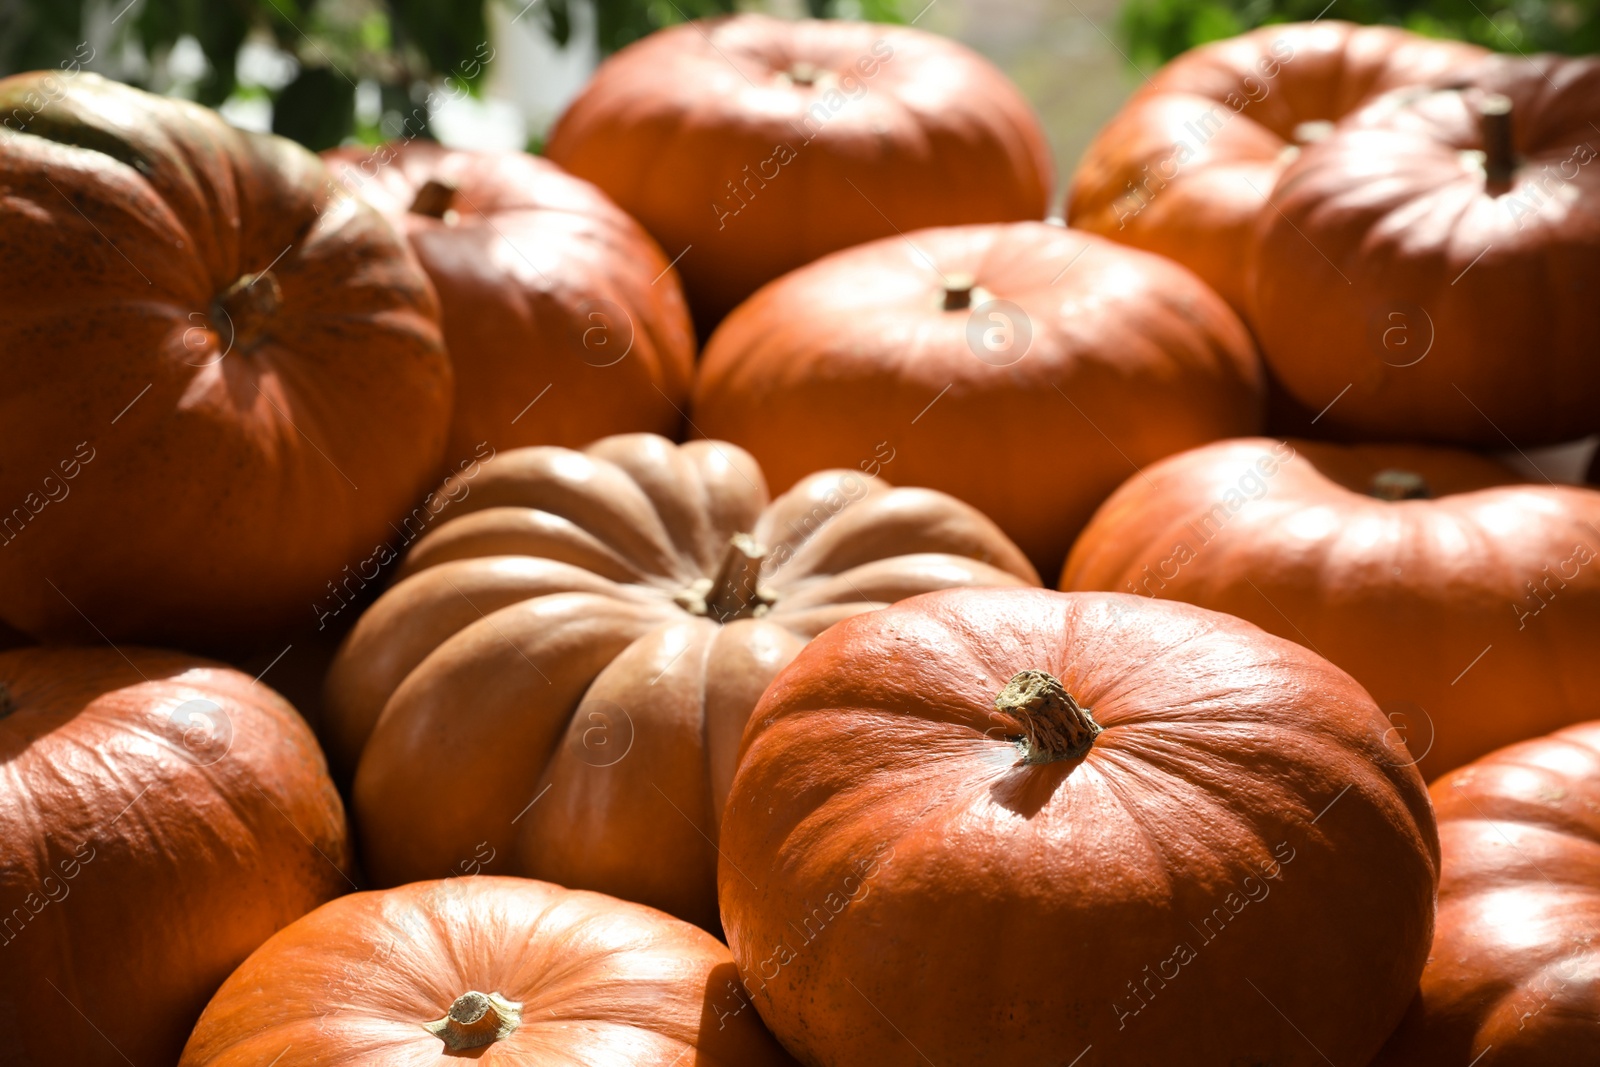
0 647 351 1067
692 222 1263 578
1068 21 1483 313
179 877 796 1065
545 14 1053 330
323 141 695 461
0 72 450 648
328 432 1037 929
1374 720 1600 1066
1062 437 1600 780
1250 55 1600 444
719 587 1438 1065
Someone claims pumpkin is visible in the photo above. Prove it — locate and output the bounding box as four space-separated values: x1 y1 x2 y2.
1067 21 1484 313
545 14 1053 331
328 432 1038 930
691 222 1263 578
1250 54 1600 445
322 141 696 461
718 586 1438 1066
1373 721 1600 1067
1062 437 1600 780
0 72 451 648
179 876 796 1065
0 646 351 1067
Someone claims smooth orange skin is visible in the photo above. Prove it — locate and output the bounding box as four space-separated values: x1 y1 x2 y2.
692 222 1263 578
179 877 797 1067
1068 21 1483 313
1251 55 1600 445
1062 437 1600 780
0 647 351 1067
1373 722 1600 1066
333 433 1038 930
323 141 696 463
719 587 1438 1066
545 15 1053 331
0 72 451 648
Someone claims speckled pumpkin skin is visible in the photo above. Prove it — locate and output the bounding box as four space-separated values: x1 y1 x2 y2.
0 72 451 648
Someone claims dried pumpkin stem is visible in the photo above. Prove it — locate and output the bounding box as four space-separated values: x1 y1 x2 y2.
409 178 458 218
942 273 976 311
996 669 1101 764
424 991 521 1051
213 271 282 351
706 533 772 623
1369 469 1431 501
1480 94 1516 189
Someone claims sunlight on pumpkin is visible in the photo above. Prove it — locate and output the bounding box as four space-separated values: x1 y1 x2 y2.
1471 888 1569 952
1284 506 1341 541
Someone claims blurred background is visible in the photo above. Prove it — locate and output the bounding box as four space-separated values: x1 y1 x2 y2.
3 0 1594 196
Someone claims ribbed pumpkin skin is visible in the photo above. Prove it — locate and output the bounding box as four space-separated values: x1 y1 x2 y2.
1373 722 1600 1067
545 14 1053 330
323 142 695 461
179 877 797 1066
1068 22 1482 314
692 222 1263 578
1251 55 1600 445
718 587 1438 1066
0 647 351 1067
1062 438 1600 780
332 433 1038 930
0 73 451 648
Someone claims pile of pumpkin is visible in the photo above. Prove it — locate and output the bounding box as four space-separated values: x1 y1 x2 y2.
1 13 1597 1066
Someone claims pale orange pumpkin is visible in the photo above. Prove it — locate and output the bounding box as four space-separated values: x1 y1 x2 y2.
327 432 1038 929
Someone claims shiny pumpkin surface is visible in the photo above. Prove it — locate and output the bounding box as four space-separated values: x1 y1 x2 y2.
719 587 1438 1066
545 14 1053 330
0 647 351 1067
1062 437 1600 780
1251 55 1600 445
179 877 796 1066
323 141 695 461
333 433 1037 929
692 222 1263 578
1374 721 1600 1066
1068 21 1483 313
0 72 451 648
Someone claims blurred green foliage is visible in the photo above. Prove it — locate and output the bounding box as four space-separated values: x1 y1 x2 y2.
1122 0 1600 67
0 0 899 151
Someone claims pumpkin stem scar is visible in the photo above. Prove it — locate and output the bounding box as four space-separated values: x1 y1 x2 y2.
212 271 282 353
424 991 522 1050
705 533 776 623
1368 469 1431 501
410 178 458 219
1479 93 1516 190
995 669 1101 764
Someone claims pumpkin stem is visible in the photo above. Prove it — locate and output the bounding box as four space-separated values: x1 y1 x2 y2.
424 991 522 1051
1480 94 1516 189
943 273 976 311
787 62 820 86
706 533 774 623
996 670 1101 764
1369 469 1431 501
409 178 458 219
213 271 282 352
